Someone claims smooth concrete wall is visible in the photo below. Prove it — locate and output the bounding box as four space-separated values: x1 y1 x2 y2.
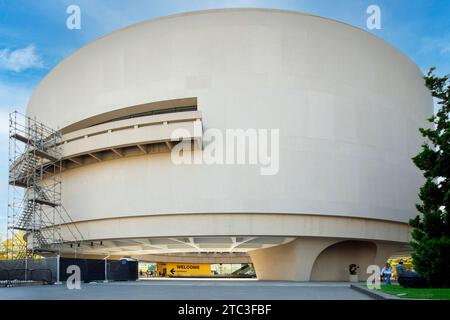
249 238 402 281
249 237 337 281
27 9 432 240
58 214 412 244
310 240 377 281
58 252 252 264
137 254 252 264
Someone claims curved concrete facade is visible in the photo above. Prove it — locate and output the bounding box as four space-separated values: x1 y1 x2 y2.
27 9 432 280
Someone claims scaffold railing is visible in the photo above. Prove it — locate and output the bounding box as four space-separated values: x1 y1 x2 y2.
7 111 84 260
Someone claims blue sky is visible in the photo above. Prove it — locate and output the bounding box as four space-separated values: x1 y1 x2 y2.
0 0 449 238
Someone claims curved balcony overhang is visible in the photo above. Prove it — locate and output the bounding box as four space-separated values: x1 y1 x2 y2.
61 110 202 169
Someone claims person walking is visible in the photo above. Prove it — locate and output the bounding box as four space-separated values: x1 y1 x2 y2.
396 260 405 276
381 263 394 285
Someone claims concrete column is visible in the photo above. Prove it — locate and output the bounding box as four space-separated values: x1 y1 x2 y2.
249 237 339 281
373 241 404 268
310 240 378 281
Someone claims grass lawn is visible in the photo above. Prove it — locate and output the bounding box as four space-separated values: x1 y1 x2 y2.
373 285 450 300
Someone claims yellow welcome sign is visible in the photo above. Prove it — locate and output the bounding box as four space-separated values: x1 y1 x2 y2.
166 263 211 276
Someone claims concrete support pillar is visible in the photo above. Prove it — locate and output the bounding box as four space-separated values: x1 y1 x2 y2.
373 241 404 268
249 238 406 281
249 237 339 281
310 240 378 281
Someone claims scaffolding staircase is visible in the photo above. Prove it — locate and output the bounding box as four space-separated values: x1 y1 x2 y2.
7 111 84 260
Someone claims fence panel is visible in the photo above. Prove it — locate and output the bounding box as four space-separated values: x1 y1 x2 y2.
0 258 57 282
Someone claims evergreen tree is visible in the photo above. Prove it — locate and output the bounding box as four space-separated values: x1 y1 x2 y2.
410 68 450 288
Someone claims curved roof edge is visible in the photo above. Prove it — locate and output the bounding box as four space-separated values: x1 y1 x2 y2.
28 8 424 113
69 8 423 72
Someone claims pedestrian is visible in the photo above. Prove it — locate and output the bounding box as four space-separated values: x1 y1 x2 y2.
396 260 405 277
381 263 393 285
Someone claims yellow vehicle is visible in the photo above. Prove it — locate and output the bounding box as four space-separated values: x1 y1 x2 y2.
387 257 414 280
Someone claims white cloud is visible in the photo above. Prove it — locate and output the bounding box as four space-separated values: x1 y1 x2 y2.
418 37 450 57
0 45 43 72
440 43 450 55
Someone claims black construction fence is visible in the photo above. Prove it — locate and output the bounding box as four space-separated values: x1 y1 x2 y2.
59 258 138 282
0 257 57 284
0 257 138 285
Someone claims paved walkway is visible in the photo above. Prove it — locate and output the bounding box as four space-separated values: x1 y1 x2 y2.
0 279 371 300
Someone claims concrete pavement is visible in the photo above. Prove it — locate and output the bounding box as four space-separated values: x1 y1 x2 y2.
0 279 372 300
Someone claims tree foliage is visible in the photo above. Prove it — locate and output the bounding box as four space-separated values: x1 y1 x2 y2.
410 67 450 288
0 232 27 260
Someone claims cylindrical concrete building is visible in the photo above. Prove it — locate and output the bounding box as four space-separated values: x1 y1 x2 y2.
27 9 432 281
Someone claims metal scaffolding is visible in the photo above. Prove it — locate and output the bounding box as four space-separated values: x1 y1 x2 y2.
7 111 83 260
